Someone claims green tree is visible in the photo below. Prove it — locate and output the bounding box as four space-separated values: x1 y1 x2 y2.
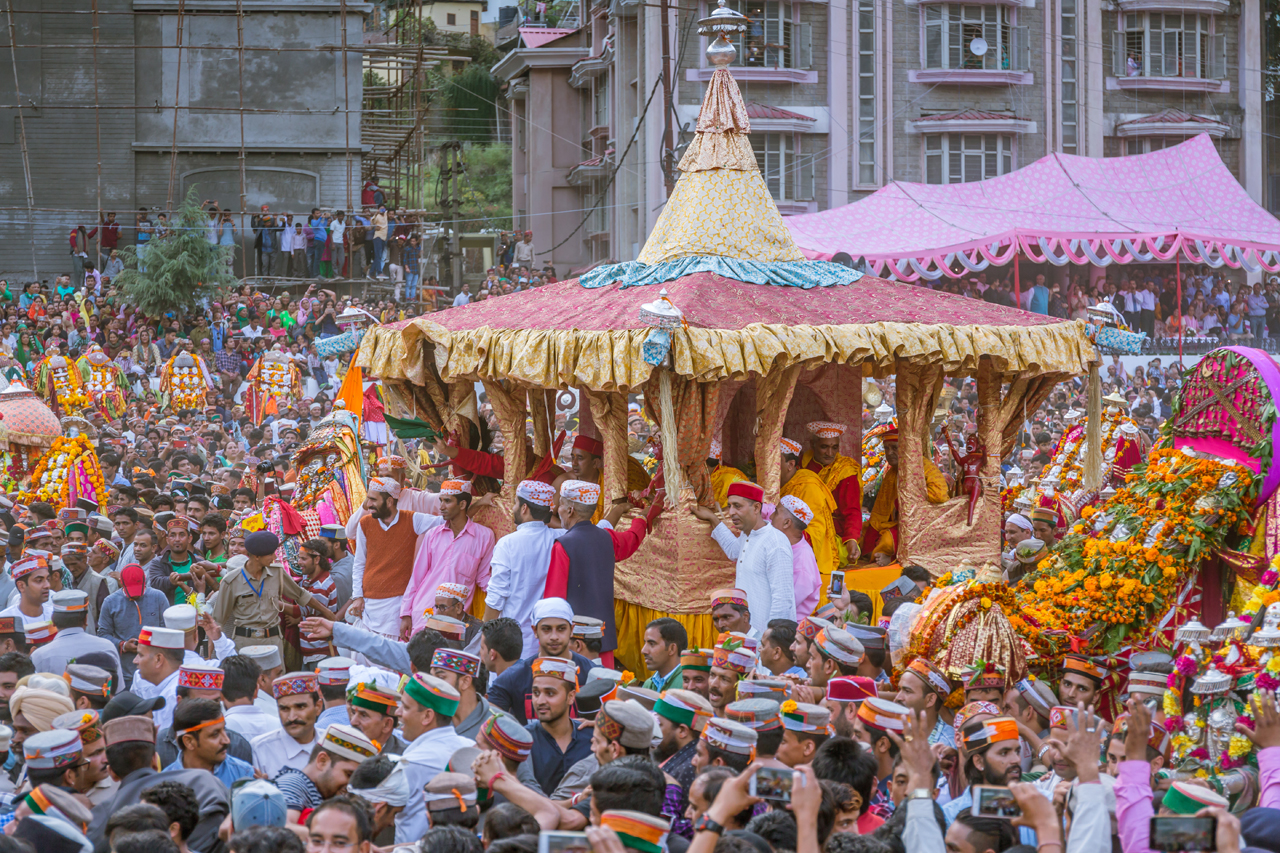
422 142 512 228
113 186 237 316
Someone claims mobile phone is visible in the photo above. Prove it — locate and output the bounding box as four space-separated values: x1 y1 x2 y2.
748 766 794 802
1149 816 1217 852
537 832 591 853
971 785 1021 820
829 571 845 596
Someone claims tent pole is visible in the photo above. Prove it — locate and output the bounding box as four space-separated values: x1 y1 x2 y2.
1177 251 1183 368
1014 251 1021 308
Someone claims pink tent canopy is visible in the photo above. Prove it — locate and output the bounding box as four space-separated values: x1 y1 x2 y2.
785 134 1280 282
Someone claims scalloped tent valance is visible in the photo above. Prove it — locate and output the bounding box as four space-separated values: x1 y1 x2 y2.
784 134 1280 282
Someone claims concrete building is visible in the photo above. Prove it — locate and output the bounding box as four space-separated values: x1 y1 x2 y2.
0 0 366 277
497 0 1264 274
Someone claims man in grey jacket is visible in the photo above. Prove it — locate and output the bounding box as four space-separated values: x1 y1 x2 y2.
97 563 168 686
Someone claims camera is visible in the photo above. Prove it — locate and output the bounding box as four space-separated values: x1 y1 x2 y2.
749 766 795 802
971 786 1021 820
829 571 845 596
1149 817 1217 852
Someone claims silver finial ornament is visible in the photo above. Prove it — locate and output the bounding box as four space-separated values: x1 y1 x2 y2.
699 0 748 67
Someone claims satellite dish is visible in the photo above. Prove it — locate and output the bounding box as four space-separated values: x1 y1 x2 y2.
969 37 988 56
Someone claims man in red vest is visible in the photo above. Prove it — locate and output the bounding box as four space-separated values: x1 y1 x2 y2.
347 477 443 638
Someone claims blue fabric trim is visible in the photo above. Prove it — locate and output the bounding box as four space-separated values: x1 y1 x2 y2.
578 256 864 290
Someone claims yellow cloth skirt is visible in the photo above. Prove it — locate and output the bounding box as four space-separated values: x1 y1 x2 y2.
844 564 904 624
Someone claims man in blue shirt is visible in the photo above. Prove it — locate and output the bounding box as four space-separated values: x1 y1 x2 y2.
520 657 592 795
641 617 687 691
1029 274 1050 315
488 598 597 726
164 696 254 788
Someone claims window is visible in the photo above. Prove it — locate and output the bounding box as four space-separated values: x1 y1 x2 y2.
752 133 814 202
925 134 1013 183
446 12 456 24
1061 0 1077 153
924 5 1028 71
725 0 793 68
1121 137 1184 155
471 9 479 35
1113 13 1226 78
593 79 608 128
857 0 876 185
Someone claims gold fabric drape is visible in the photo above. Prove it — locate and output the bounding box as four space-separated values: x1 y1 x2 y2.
644 373 719 507
359 319 1098 393
529 388 556 461
753 364 802 502
995 373 1063 457
585 390 630 504
473 378 528 541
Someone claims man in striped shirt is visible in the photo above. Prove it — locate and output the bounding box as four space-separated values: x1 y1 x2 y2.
284 539 339 668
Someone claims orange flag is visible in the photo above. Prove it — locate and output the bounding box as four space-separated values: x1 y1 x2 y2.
337 349 363 422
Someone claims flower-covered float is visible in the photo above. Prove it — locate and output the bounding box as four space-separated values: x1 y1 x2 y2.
77 344 130 419
245 346 302 426
159 349 213 411
0 382 63 492
34 353 91 417
18 416 106 506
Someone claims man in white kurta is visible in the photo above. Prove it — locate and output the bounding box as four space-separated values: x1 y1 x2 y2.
251 670 321 778
693 480 795 635
397 673 474 843
483 480 567 659
349 477 444 638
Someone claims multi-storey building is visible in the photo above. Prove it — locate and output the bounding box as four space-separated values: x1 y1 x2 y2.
496 0 1263 273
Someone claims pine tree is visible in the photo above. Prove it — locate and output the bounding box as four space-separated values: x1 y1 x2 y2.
113 186 237 317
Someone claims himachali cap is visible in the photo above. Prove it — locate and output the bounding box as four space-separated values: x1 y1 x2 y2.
0 617 18 635
826 676 878 703
726 698 782 731
438 480 472 496
51 589 88 614
961 716 1021 752
1063 654 1109 684
955 701 1003 732
426 614 466 640
92 540 119 559
703 717 758 756
1028 507 1058 526
22 784 92 831
273 671 319 699
166 515 194 532
25 621 55 645
316 657 356 686
813 626 864 666
617 685 660 710
425 772 477 812
436 582 469 602
737 680 789 701
656 689 714 732
1111 712 1171 758
600 810 671 853
367 477 402 499
1015 538 1049 564
573 434 605 457
320 524 348 541
711 588 749 609
65 665 112 699
103 715 156 746
11 555 48 580
807 422 847 438
432 648 481 678
779 495 813 525
24 728 83 770
712 643 756 675
531 656 579 687
242 645 284 670
680 649 712 672
178 662 224 691
403 672 461 717
164 604 199 631
597 700 658 749
560 480 602 505
576 678 619 718
139 626 185 649
905 658 954 697
848 624 887 652
587 668 625 686
1014 678 1058 721
780 438 803 457
572 615 605 639
60 542 87 556
90 516 114 534
1127 670 1169 698
57 508 86 523
321 723 380 763
516 480 556 507
780 700 831 734
726 481 765 503
347 682 399 715
857 697 910 734
482 713 533 762
1164 782 1228 815
797 616 833 640
962 661 1007 691
53 710 103 745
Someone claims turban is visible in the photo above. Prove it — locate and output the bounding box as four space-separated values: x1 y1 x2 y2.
348 760 411 807
368 477 402 500
11 687 76 733
1006 513 1034 533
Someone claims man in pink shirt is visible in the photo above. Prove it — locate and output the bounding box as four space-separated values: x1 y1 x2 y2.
398 479 494 639
772 495 821 620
